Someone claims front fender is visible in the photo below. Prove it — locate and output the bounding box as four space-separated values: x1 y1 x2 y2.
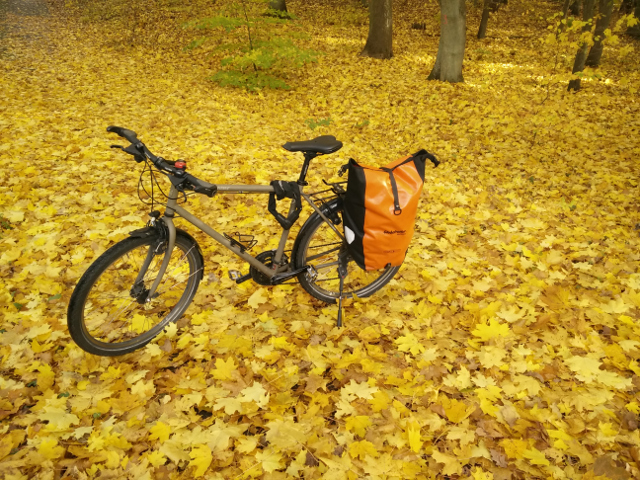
129 224 205 277
128 226 158 238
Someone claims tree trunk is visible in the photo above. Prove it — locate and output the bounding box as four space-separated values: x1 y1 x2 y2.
568 0 596 91
585 0 614 67
360 0 393 59
619 0 635 14
628 0 640 37
560 0 571 32
269 0 287 11
429 0 466 82
569 0 582 16
477 0 491 39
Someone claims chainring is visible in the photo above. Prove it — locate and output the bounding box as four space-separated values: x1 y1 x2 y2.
250 250 289 286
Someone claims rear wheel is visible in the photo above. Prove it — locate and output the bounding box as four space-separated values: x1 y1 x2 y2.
293 200 399 304
67 230 203 356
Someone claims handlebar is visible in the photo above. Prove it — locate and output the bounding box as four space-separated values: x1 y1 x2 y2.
107 126 217 197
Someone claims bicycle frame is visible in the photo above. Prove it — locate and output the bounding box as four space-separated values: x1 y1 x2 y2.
144 182 344 300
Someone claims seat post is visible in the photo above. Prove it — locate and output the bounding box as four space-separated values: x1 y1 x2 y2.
297 152 318 185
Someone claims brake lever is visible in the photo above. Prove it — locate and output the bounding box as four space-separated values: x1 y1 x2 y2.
110 144 145 163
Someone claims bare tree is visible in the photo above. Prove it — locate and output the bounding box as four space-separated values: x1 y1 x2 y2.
568 0 595 91
477 0 506 39
360 0 393 59
628 0 640 37
585 0 614 67
429 0 466 82
269 0 287 12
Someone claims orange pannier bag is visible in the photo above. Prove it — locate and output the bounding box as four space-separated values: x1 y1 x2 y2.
342 150 439 271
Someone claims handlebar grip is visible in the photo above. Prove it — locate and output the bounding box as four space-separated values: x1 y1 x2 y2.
187 175 217 197
193 184 217 197
107 126 139 145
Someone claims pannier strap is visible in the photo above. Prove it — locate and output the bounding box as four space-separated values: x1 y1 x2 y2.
413 149 440 168
380 168 402 215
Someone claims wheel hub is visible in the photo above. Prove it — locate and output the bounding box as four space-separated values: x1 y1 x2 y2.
130 282 150 304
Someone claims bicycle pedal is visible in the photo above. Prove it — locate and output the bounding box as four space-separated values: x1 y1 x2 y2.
228 270 251 284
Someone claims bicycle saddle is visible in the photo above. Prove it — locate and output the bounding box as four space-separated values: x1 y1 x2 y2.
282 135 343 155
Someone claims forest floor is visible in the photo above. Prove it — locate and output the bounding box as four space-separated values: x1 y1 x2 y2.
1 0 640 479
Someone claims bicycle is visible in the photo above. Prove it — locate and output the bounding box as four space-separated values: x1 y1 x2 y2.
67 126 400 356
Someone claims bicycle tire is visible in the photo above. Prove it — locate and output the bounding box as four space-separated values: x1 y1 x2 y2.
67 229 203 356
292 198 400 304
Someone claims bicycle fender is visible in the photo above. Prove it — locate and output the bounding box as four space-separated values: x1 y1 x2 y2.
128 226 158 238
128 226 205 279
292 196 343 264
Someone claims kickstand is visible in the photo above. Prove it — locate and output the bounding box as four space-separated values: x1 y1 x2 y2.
336 258 348 328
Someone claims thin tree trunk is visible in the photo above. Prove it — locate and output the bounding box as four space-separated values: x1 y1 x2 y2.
569 0 582 15
585 0 614 67
269 0 287 11
628 0 640 37
560 0 571 32
568 0 596 91
429 0 466 82
360 0 393 59
477 0 491 39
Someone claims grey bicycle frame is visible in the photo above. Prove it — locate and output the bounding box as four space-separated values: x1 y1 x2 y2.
143 183 344 300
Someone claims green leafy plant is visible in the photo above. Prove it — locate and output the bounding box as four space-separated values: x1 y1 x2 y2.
305 117 332 130
185 0 319 91
0 214 13 230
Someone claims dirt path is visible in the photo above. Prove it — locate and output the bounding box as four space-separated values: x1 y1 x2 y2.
0 0 51 54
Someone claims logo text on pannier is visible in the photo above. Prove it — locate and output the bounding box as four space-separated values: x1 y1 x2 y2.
384 230 407 235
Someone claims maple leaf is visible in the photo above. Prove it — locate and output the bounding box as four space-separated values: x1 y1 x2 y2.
471 318 511 342
349 440 379 460
341 380 378 401
238 382 270 407
38 438 65 460
247 288 268 308
406 422 422 453
256 449 284 473
265 417 307 450
345 416 372 437
149 421 171 443
477 346 507 368
213 397 243 415
212 357 237 380
565 355 602 383
432 449 463 475
439 396 475 423
189 444 212 477
523 447 550 466
395 332 426 355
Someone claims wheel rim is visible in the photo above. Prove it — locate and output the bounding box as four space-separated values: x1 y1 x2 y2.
300 216 397 299
80 239 200 348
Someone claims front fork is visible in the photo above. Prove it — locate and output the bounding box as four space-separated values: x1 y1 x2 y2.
132 214 176 303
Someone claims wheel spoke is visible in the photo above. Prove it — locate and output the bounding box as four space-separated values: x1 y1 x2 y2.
305 244 341 262
295 205 399 303
74 236 202 352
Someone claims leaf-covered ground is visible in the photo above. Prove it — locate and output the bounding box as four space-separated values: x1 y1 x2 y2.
1 0 640 478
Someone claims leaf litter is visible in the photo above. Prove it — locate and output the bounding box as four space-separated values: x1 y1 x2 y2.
0 0 640 478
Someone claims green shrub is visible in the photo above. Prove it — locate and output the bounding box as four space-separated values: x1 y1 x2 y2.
186 0 319 91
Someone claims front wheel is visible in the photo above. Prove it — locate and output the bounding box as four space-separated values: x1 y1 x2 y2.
67 229 204 356
292 199 400 304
